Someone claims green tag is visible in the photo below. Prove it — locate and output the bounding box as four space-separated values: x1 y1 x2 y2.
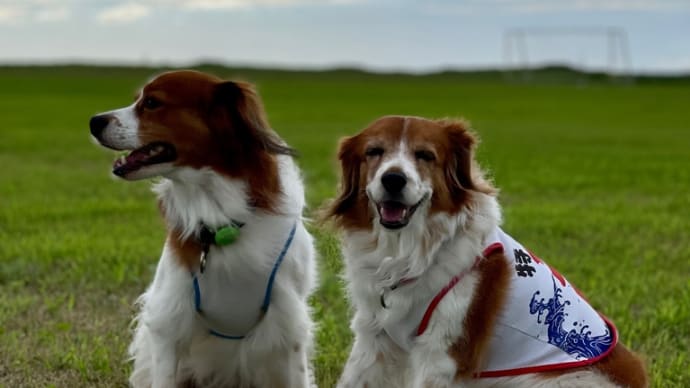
215 226 240 246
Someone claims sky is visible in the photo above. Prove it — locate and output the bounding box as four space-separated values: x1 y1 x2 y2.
1 0 689 74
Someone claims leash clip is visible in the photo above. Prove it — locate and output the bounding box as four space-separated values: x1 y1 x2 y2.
199 245 209 274
380 292 388 309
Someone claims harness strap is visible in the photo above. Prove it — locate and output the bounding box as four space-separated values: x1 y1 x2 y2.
209 329 244 340
261 222 297 312
192 222 298 340
416 256 482 336
193 276 201 312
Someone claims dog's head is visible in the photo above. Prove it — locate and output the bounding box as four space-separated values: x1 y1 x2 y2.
326 116 494 231
89 70 293 181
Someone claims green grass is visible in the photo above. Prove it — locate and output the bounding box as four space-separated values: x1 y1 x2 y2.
1 65 689 387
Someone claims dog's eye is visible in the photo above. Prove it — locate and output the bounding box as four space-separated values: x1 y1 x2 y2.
415 150 436 162
142 97 162 110
365 147 384 157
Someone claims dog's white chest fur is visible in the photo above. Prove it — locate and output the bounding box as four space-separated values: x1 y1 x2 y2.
192 255 272 338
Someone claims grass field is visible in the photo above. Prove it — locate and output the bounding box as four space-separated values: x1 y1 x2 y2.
1 65 689 387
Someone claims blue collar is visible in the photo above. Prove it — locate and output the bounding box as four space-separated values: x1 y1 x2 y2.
192 222 297 340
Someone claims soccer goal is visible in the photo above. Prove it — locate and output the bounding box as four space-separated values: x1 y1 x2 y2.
502 27 633 82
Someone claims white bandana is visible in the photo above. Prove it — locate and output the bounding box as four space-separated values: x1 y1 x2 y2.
477 228 617 376
381 227 617 376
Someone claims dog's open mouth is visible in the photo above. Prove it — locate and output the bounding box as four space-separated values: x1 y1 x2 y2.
112 142 176 177
376 198 424 229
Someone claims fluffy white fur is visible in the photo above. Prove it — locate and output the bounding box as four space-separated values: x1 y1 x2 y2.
95 103 140 150
93 101 317 387
336 140 619 388
128 162 316 388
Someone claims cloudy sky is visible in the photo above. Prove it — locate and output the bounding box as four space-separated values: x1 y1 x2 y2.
1 0 689 74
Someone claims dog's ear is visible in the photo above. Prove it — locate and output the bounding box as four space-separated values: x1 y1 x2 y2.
323 134 364 223
208 81 294 212
210 81 296 159
440 119 494 199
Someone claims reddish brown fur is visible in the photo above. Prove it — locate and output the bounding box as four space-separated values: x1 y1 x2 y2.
137 71 293 270
593 343 649 387
448 250 512 379
167 227 203 272
136 70 292 212
156 200 203 270
324 116 494 229
536 343 648 387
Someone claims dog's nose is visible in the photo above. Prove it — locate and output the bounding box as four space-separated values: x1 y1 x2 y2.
381 171 407 194
89 115 110 138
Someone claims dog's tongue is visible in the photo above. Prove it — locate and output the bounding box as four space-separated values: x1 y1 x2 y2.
112 143 170 175
113 149 148 173
380 202 408 224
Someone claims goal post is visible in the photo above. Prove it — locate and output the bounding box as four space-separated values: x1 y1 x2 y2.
502 27 633 82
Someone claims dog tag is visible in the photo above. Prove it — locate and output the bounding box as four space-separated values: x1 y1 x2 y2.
200 246 209 273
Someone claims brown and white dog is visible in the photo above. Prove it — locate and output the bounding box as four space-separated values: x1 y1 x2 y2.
90 70 316 388
325 116 647 388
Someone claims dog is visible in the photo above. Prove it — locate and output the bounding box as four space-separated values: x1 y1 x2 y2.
90 70 317 388
325 115 647 388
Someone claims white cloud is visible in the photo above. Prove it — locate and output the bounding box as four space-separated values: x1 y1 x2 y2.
97 3 151 24
0 0 361 26
169 0 358 11
0 1 73 24
179 0 253 10
2 0 690 21
0 5 26 25
423 0 690 14
547 0 679 12
510 0 690 13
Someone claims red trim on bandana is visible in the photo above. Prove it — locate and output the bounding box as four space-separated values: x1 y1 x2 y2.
527 250 543 264
546 263 567 287
474 315 619 378
483 242 504 257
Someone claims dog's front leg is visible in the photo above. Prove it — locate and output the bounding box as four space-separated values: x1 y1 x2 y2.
268 343 314 388
148 327 178 388
408 344 459 388
292 344 316 388
256 333 314 388
337 330 406 388
337 337 386 388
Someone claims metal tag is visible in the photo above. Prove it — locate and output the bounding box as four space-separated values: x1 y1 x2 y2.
200 246 209 273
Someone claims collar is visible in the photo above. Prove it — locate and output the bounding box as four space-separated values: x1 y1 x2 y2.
379 236 497 308
380 255 480 320
379 255 481 309
198 220 245 246
380 277 418 308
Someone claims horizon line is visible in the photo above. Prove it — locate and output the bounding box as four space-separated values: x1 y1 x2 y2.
1 59 689 78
